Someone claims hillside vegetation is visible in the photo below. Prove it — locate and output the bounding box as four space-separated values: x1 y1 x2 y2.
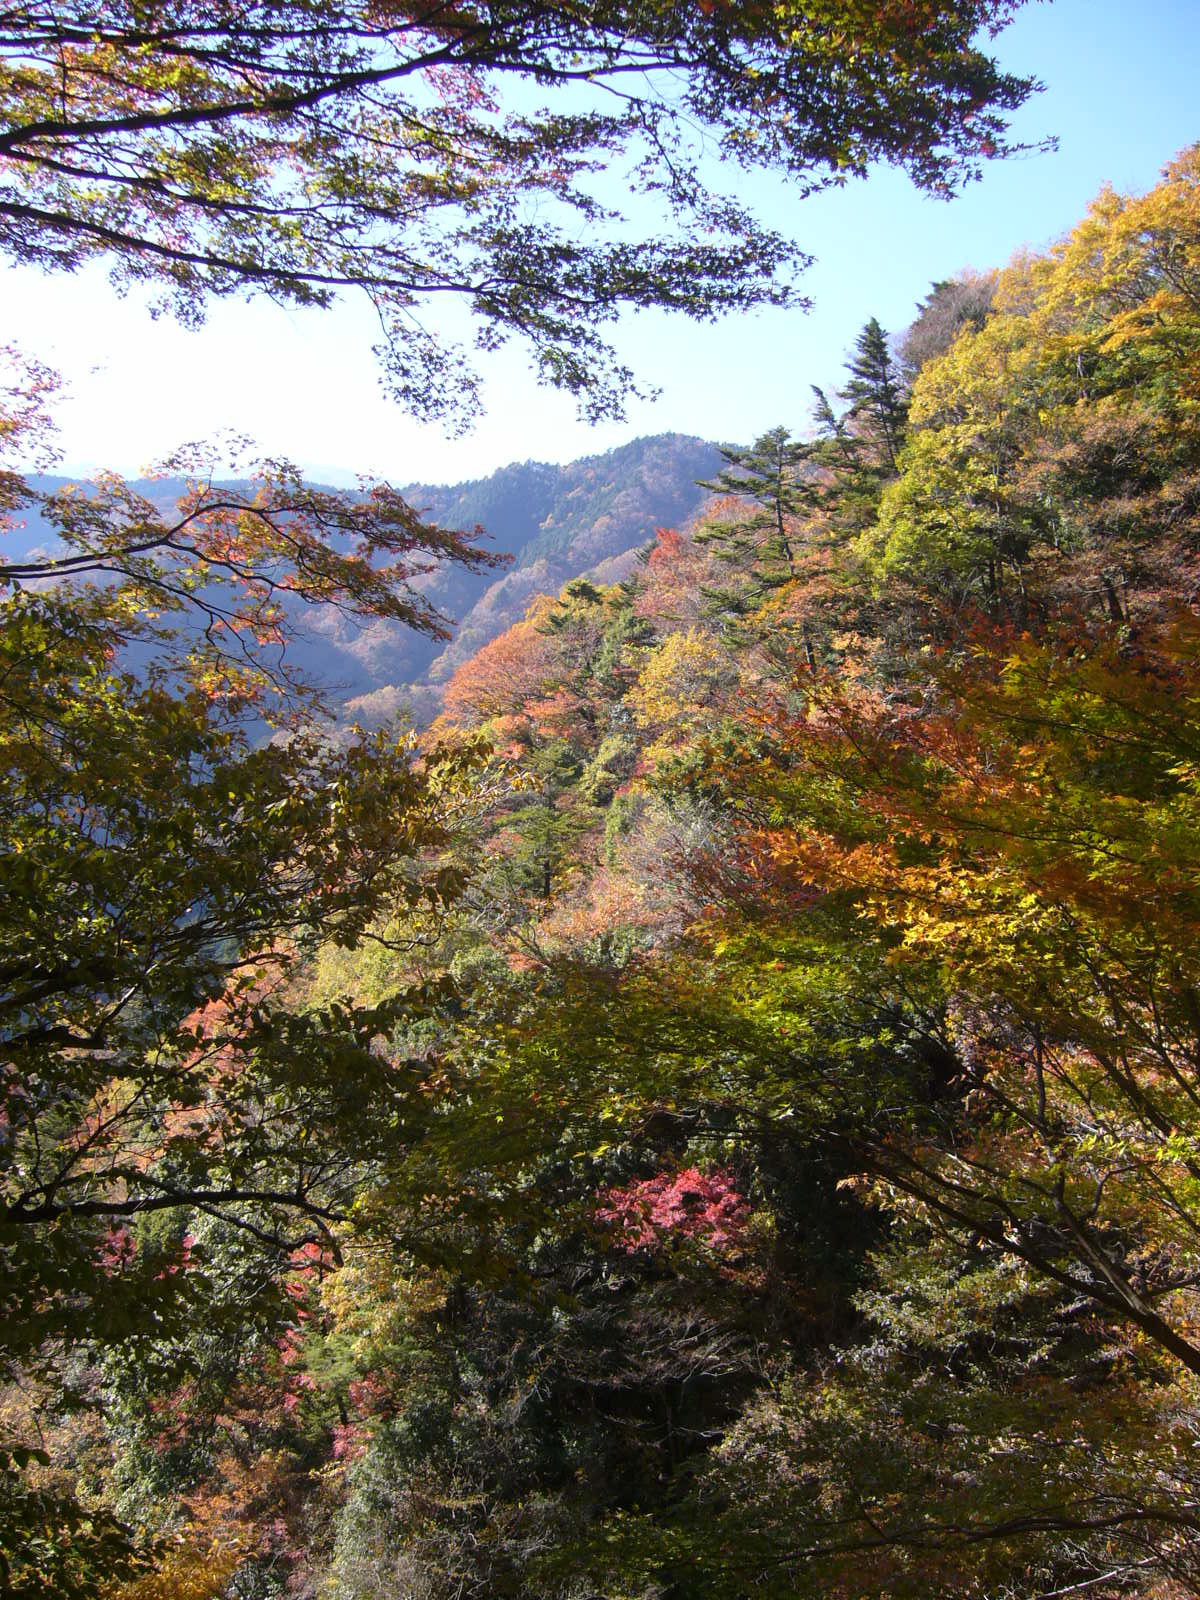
7 144 1200 1600
357 433 724 721
15 435 720 724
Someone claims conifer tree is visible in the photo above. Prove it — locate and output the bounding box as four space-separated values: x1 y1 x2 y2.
694 427 817 659
807 318 910 547
839 317 909 473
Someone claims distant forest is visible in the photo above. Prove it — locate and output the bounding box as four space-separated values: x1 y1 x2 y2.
15 434 722 727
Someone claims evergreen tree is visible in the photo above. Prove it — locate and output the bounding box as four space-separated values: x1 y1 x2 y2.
694 427 817 659
806 319 911 549
839 317 909 473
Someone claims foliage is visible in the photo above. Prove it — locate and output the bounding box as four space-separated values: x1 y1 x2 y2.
0 370 494 1590
597 1166 751 1253
0 1440 146 1600
867 143 1200 614
12 35 1200 1600
0 2 1039 423
103 1543 240 1600
293 144 1200 1600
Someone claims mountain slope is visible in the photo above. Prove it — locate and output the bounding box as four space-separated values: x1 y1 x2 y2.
11 434 719 716
406 432 721 688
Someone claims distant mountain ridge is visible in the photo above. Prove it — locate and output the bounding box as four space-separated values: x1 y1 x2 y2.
14 433 722 720
401 432 722 693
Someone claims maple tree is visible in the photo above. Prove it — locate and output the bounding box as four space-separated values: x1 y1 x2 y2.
0 375 500 1590
439 599 561 727
0 586 495 1590
597 1165 751 1253
713 619 1200 1377
1 467 502 703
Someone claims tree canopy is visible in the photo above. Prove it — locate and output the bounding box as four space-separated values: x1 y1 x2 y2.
25 10 1200 1600
0 0 1039 422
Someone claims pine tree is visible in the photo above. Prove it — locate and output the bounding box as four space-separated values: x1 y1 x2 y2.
694 428 817 660
839 317 909 473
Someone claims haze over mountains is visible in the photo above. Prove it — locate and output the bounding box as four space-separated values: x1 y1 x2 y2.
20 432 721 721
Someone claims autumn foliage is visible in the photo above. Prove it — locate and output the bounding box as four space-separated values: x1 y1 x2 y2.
10 58 1200 1600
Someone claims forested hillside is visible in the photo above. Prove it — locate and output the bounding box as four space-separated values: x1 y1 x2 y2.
7 5 1198 1599
353 433 723 724
8 140 1200 1599
14 436 720 722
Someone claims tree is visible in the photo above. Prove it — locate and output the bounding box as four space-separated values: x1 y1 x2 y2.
897 269 997 377
583 1226 1200 1600
0 1 1041 424
0 582 501 1588
0 346 501 1267
694 428 824 662
838 317 908 474
435 599 562 727
0 593 493 1589
698 428 813 584
773 621 1200 1379
362 153 1200 1594
0 4 1059 1584
0 577 495 1306
0 450 504 714
795 320 910 573
627 626 738 765
0 363 502 1588
864 146 1200 620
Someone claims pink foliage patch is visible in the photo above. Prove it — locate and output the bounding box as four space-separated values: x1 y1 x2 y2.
98 1223 137 1274
347 1371 390 1416
331 1421 368 1463
597 1167 750 1253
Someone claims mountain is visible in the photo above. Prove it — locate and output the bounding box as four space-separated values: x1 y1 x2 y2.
397 432 722 693
12 434 721 718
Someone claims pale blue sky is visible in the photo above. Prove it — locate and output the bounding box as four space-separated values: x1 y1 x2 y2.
7 0 1199 486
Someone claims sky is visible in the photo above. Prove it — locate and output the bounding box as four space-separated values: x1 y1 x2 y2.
7 0 1200 488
